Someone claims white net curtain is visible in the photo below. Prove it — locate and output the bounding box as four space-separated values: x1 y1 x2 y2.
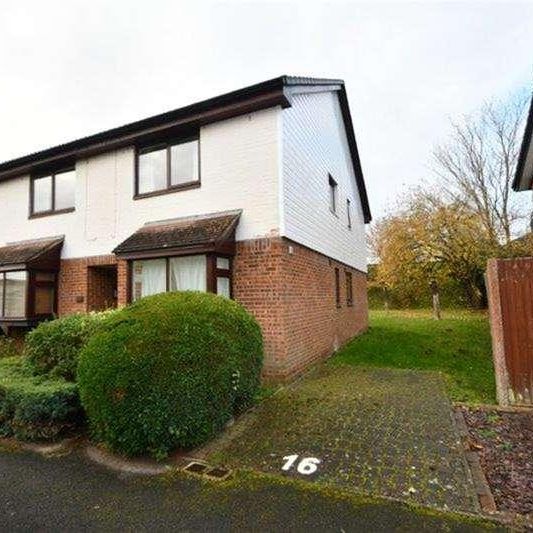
132 255 206 301
169 255 206 292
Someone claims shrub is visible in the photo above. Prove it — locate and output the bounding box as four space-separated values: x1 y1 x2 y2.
78 291 263 458
0 336 21 359
24 311 114 381
0 358 83 441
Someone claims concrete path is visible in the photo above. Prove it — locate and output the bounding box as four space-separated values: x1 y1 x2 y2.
208 366 480 513
0 450 500 532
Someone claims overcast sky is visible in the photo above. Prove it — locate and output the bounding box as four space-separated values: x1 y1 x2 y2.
1 0 532 222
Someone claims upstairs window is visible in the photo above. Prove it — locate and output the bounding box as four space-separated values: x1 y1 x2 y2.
346 198 352 229
136 137 200 197
31 169 76 217
328 174 338 214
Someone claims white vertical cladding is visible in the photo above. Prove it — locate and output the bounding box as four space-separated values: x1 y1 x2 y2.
282 91 367 272
0 106 281 259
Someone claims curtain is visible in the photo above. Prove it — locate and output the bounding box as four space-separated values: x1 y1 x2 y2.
132 259 166 300
217 277 230 298
4 271 27 317
138 148 166 194
0 274 3 317
169 255 206 292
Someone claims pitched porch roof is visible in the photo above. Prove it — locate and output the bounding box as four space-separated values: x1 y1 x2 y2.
0 236 64 271
113 210 242 259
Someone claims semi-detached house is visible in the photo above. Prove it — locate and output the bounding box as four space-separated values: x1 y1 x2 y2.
0 76 371 381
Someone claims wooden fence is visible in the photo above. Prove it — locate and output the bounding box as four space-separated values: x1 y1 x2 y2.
487 257 533 406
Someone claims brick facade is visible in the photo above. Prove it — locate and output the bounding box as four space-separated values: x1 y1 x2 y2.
233 237 368 381
56 238 367 381
58 255 128 316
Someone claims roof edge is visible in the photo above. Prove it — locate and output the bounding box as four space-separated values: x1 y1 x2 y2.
513 88 533 191
337 85 372 223
0 76 344 181
143 209 242 229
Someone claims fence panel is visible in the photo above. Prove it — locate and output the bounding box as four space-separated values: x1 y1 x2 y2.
487 257 533 406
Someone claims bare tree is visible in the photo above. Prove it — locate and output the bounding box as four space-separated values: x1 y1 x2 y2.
432 94 529 245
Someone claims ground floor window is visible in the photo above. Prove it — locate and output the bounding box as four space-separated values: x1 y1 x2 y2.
0 271 27 318
131 254 231 301
215 256 231 298
0 270 56 319
345 271 353 307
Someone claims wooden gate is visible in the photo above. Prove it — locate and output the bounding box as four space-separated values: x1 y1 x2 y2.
487 257 533 406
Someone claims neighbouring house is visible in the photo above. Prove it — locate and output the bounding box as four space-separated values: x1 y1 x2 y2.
486 90 533 405
0 76 371 381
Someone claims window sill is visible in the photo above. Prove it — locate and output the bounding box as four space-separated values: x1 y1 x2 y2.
134 181 201 200
29 207 75 219
0 316 51 327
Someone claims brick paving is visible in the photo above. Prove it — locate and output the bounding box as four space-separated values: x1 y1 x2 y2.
208 366 480 513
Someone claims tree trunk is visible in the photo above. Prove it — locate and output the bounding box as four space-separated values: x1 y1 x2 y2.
430 280 441 320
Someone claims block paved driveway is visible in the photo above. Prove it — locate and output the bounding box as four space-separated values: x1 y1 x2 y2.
207 365 480 513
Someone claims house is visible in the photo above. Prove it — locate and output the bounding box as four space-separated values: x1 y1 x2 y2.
487 89 533 405
0 76 371 381
513 88 533 193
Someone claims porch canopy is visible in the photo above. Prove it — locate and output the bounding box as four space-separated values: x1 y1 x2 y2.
0 236 63 329
0 236 64 272
113 210 242 260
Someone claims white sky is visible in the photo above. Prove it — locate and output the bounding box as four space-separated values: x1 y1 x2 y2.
1 0 532 223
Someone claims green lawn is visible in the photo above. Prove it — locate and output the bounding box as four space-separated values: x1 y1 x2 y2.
331 309 496 404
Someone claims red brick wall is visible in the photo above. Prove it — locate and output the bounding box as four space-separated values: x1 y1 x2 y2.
281 240 368 381
57 239 368 381
58 255 127 315
233 238 287 375
233 237 368 381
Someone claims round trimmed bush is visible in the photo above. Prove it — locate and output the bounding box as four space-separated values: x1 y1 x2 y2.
24 312 114 381
77 291 263 458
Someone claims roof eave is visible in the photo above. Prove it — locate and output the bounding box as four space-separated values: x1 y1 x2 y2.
0 78 291 181
513 89 533 192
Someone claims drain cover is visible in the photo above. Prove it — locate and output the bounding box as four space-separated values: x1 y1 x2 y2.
182 461 232 480
205 467 231 480
183 461 208 475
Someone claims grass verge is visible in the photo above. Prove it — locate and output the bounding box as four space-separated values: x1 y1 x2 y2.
331 309 495 404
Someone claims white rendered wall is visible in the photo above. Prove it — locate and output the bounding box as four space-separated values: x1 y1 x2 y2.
0 107 282 259
281 91 367 272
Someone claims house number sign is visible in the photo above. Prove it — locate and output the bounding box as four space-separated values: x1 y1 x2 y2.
281 454 321 475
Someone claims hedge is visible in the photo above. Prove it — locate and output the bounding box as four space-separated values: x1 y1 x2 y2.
78 291 263 458
0 336 20 359
24 311 115 381
0 358 83 441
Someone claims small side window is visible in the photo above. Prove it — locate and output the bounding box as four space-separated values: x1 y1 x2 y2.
334 267 341 308
328 174 338 214
345 271 353 306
